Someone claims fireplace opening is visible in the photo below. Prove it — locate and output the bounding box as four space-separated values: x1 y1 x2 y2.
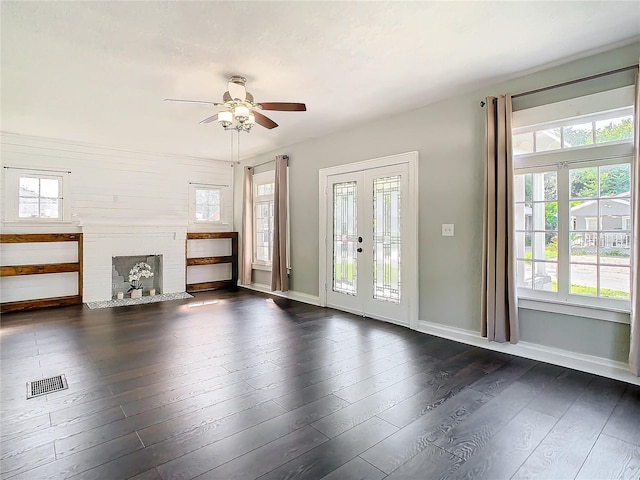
112 255 162 299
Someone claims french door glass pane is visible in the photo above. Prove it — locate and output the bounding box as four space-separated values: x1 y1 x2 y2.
333 182 358 295
373 175 401 303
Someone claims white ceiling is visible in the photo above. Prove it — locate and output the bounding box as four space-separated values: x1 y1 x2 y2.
1 1 639 161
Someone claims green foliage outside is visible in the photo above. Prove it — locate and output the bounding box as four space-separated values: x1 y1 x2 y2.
550 281 629 300
334 263 355 282
563 117 633 148
570 164 630 199
596 118 633 143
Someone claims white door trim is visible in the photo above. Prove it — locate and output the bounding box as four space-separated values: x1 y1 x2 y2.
318 151 419 330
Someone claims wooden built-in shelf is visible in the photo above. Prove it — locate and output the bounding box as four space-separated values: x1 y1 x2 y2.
185 232 238 293
0 233 83 313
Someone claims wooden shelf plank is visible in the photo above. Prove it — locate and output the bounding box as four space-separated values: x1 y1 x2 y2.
1 295 82 313
186 256 234 266
187 232 238 240
1 233 81 243
1 233 83 312
1 263 80 277
186 280 236 292
185 231 238 293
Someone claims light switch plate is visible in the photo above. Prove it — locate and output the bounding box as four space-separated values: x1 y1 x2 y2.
442 224 455 237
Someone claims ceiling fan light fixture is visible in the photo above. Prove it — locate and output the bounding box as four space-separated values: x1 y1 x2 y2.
234 105 250 122
166 76 305 133
218 110 233 127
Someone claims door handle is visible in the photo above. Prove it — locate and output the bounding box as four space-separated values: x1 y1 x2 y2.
357 247 363 253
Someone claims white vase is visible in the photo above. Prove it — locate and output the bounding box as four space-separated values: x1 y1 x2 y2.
131 289 143 299
149 288 156 296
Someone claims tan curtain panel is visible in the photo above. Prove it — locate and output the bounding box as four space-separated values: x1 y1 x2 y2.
630 65 640 376
482 95 519 344
241 166 253 286
271 155 289 292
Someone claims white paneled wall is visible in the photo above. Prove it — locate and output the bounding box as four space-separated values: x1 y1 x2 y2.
185 236 235 287
0 242 80 303
1 132 235 303
0 273 78 303
1 132 234 228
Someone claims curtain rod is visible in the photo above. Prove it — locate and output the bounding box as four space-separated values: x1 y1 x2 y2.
247 155 289 169
480 63 638 106
248 159 274 169
188 182 229 188
3 165 72 174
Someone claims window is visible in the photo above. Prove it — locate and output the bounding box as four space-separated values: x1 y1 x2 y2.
513 86 634 314
513 111 633 155
3 168 69 222
190 186 222 223
253 171 275 267
195 188 220 222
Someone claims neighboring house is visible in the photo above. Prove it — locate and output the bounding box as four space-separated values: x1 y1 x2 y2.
570 192 631 251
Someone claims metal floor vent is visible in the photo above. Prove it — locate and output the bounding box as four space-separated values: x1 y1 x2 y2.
27 374 68 399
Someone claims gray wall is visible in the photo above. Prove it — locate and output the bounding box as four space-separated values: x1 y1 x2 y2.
234 42 639 363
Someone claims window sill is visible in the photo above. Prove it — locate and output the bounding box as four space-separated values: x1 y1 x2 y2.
252 263 272 272
518 297 630 324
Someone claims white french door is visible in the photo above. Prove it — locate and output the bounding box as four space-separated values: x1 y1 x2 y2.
320 153 418 328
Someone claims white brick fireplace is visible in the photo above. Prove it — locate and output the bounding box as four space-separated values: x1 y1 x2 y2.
82 225 187 302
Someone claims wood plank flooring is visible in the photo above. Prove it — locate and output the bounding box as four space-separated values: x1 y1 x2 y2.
1 289 638 480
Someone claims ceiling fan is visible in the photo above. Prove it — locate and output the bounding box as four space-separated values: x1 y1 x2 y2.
165 75 306 132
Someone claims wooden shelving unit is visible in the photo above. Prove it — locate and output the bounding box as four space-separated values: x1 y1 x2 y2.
185 232 238 293
0 233 83 313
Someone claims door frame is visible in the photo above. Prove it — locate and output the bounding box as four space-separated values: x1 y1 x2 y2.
318 151 419 330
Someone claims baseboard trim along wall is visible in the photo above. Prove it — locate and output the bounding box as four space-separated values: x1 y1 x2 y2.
241 283 321 306
417 320 639 386
239 284 638 385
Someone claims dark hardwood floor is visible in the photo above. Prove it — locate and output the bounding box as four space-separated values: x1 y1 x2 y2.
1 289 639 480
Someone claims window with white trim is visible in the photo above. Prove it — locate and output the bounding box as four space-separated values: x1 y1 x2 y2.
190 185 222 223
253 171 275 267
3 168 69 222
513 86 634 313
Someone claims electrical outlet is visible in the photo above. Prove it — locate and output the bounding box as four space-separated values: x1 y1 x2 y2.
442 224 455 237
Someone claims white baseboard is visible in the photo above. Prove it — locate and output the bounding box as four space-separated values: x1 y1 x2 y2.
417 320 639 386
240 283 321 306
235 285 639 385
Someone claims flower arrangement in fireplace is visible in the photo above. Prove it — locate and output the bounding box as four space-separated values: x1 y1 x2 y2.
128 262 154 292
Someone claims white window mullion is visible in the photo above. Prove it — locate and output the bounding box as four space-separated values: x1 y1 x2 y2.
557 165 570 301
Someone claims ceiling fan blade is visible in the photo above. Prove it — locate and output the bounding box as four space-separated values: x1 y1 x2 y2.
164 98 221 105
223 91 232 102
253 110 278 129
259 102 306 112
199 113 219 124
